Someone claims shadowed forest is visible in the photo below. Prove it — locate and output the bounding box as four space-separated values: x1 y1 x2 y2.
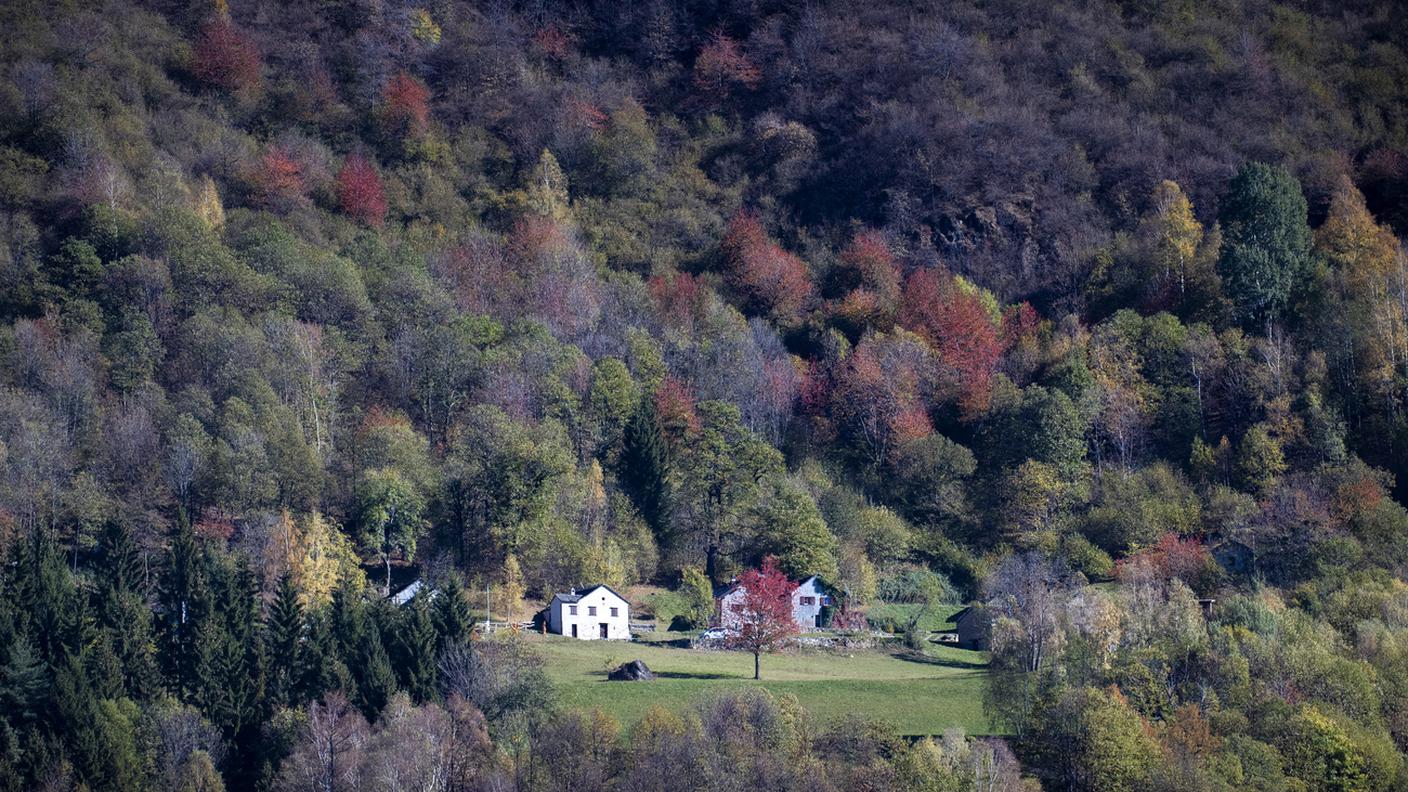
3 0 1408 789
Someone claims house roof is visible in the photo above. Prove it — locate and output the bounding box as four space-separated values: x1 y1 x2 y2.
716 574 828 600
389 579 426 606
551 584 629 606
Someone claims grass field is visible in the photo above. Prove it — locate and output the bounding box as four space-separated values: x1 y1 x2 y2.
529 634 993 736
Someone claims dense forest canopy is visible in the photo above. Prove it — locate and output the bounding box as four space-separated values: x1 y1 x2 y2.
3 0 1408 789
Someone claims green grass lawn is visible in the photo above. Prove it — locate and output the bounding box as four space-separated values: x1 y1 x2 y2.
529 634 993 736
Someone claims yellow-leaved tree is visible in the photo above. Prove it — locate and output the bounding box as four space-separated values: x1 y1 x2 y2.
294 512 362 607
1316 176 1408 415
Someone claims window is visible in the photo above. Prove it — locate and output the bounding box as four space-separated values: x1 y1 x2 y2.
610 607 618 617
569 605 577 615
800 596 816 606
588 606 597 616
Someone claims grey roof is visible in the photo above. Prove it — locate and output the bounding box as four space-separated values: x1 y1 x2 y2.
551 584 628 606
389 579 428 606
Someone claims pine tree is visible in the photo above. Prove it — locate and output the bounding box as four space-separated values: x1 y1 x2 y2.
302 606 349 699
329 578 367 662
265 573 306 709
204 560 263 737
159 523 213 698
96 521 159 699
0 638 47 728
14 530 80 666
97 521 143 594
432 577 472 652
619 399 671 542
83 631 124 700
206 634 252 736
394 595 437 702
49 654 103 787
353 613 396 719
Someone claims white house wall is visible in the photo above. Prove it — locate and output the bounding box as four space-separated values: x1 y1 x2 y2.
550 587 631 640
791 577 826 631
719 577 829 632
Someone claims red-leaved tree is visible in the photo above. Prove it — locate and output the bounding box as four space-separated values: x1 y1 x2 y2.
1115 533 1221 595
191 20 262 93
721 211 812 324
725 556 797 680
692 31 761 102
649 271 708 330
834 230 902 331
336 153 387 227
899 269 1002 416
381 70 431 138
654 377 701 444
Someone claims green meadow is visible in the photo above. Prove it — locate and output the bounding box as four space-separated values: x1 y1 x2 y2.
529 634 993 736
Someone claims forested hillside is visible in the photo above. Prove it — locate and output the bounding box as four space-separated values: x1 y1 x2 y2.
3 0 1408 789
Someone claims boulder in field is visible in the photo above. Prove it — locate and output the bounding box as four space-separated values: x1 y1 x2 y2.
608 660 654 681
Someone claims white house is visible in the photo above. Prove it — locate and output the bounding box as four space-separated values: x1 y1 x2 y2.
547 584 631 640
718 575 832 632
790 576 829 630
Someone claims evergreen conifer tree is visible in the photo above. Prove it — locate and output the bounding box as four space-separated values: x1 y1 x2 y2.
95 521 159 699
432 576 472 651
619 399 671 541
158 524 212 698
353 614 396 719
265 573 306 709
394 594 437 702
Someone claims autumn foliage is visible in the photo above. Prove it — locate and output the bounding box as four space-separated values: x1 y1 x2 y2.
336 154 388 227
1116 533 1221 594
381 70 431 136
692 32 761 101
649 272 711 331
532 26 573 61
830 336 934 468
191 20 261 93
833 231 902 332
249 145 306 211
725 556 798 679
654 377 701 443
899 269 1002 415
721 211 812 323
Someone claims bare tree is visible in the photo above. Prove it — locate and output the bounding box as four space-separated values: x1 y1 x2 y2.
276 692 370 792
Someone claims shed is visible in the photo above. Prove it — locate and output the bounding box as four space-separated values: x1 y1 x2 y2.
951 606 992 650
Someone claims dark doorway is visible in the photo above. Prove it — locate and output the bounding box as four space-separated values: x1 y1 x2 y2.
599 623 609 639
571 624 578 638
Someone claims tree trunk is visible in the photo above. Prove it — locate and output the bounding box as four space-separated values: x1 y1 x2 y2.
706 543 718 583
384 553 392 596
754 651 761 680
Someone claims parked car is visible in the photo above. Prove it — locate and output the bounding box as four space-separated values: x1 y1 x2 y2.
693 627 728 647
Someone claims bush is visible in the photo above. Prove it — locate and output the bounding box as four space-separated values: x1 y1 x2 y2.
876 566 959 605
